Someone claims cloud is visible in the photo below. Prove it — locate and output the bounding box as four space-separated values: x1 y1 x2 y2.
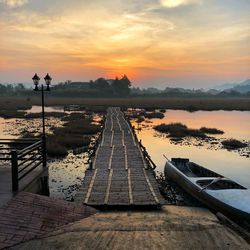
0 0 28 8
160 0 201 8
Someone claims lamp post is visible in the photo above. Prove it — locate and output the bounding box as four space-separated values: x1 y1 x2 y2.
32 73 52 168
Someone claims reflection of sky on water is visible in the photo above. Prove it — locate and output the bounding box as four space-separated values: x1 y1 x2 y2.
25 105 64 114
48 152 89 200
132 110 250 189
0 107 94 200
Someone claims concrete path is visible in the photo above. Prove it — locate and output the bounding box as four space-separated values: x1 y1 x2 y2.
0 192 97 249
11 205 250 249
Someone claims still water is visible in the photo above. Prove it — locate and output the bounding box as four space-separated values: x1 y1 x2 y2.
132 110 250 188
1 108 249 197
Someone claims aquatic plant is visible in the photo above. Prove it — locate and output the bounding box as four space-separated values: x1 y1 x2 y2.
221 139 247 150
200 127 224 134
154 123 224 139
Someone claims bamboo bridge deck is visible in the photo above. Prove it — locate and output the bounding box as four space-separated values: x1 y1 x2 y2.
75 107 165 207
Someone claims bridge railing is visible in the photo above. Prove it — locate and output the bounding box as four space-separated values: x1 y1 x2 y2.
0 138 46 192
124 113 157 171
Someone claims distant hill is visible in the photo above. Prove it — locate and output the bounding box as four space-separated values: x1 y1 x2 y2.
214 82 238 91
214 79 250 93
230 79 250 93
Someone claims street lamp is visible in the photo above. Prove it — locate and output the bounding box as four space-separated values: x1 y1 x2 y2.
32 73 52 168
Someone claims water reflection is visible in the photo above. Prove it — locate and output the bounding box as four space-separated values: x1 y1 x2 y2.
132 110 250 188
25 105 64 114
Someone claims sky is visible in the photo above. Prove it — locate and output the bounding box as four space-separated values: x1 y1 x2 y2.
0 0 249 88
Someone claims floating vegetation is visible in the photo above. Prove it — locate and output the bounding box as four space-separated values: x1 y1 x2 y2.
25 112 65 119
154 123 224 139
143 112 164 119
47 115 101 157
200 127 224 134
221 139 248 150
136 116 145 123
0 110 26 119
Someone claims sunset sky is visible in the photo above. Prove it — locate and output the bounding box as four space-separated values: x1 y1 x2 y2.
0 0 249 88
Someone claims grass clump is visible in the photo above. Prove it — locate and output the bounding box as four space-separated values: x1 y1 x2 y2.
0 110 26 119
136 116 145 123
25 112 65 119
47 140 68 157
154 123 224 139
61 112 85 121
55 119 101 135
154 123 190 138
221 139 247 150
200 127 224 134
143 112 164 119
47 117 101 157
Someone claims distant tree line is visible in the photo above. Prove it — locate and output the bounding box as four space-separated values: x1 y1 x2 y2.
0 83 26 96
1 76 250 98
51 75 131 97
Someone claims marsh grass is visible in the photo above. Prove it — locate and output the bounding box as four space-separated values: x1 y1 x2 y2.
47 117 101 157
0 110 26 119
25 112 65 119
143 112 164 119
46 140 68 157
1 96 249 112
154 123 224 139
200 127 224 134
61 112 85 121
221 139 247 150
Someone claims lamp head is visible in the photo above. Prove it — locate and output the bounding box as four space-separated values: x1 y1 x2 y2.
32 73 40 91
44 73 52 91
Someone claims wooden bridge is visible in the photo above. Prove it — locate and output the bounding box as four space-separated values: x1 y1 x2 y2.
75 107 165 207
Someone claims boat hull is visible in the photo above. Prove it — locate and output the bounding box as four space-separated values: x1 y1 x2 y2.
164 161 250 221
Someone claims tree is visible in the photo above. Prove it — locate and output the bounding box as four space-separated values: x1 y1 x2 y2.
111 75 131 97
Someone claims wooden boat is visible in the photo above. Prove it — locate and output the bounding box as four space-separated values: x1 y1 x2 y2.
164 158 250 221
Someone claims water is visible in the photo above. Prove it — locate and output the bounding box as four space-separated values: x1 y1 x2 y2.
132 110 250 188
0 106 90 200
25 105 64 113
1 107 249 198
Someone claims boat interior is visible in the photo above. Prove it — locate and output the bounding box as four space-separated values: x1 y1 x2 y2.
171 158 222 178
196 179 246 190
171 158 247 190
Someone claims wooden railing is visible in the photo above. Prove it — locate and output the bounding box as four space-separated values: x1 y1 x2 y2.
0 138 46 192
123 113 157 171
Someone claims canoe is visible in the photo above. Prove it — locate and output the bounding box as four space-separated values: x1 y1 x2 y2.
164 158 250 221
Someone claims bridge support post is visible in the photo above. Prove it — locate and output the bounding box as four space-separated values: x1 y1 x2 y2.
11 150 18 192
42 136 47 169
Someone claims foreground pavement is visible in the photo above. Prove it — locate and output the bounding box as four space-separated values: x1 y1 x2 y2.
11 205 249 250
0 192 97 249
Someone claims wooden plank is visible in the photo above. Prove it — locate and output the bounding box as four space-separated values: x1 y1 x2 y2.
104 169 113 204
130 130 136 146
108 145 115 170
143 168 159 205
117 115 122 131
137 144 148 170
122 130 125 146
124 145 128 170
110 130 114 147
128 168 133 205
92 146 100 170
84 169 98 204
